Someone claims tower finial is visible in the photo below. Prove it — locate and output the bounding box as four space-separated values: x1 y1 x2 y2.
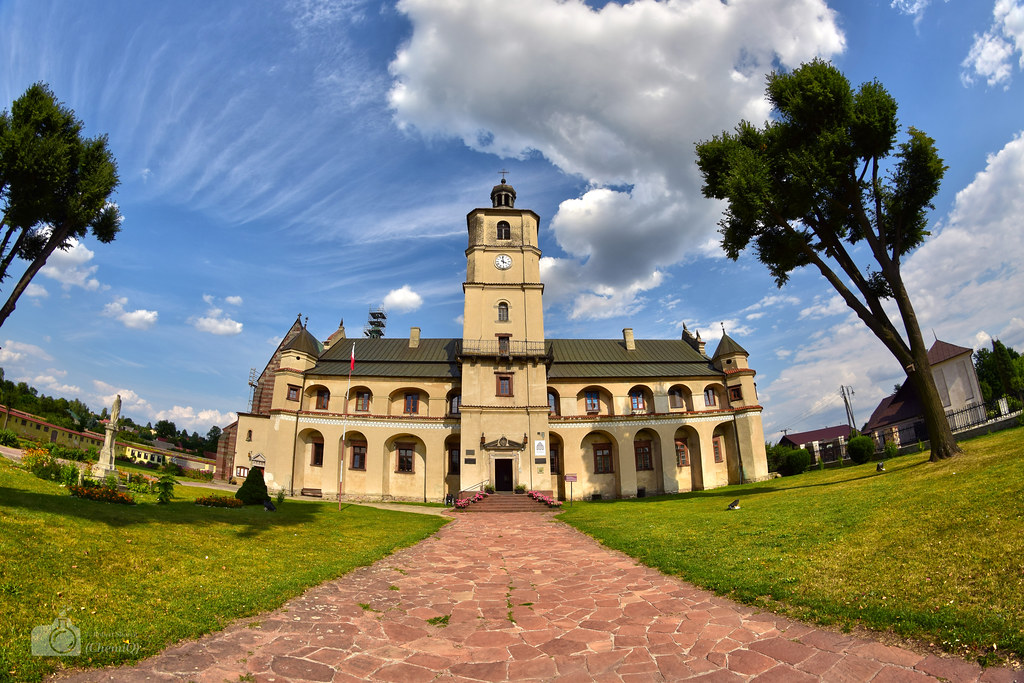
720 321 726 335
499 168 509 182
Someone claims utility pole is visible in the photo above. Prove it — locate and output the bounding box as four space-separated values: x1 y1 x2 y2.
840 385 857 431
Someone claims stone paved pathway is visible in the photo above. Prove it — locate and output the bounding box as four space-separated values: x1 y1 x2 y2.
57 512 1018 682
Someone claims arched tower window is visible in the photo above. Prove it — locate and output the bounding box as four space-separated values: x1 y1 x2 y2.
497 302 509 321
496 221 511 240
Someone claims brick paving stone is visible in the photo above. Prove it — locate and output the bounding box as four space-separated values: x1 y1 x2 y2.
53 513 1020 682
873 665 941 682
916 653 987 682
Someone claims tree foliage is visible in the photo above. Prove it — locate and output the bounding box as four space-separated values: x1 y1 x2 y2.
0 82 122 327
235 467 269 505
975 341 1024 402
695 59 960 461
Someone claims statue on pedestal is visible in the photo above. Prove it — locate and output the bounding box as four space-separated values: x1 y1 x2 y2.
92 394 121 479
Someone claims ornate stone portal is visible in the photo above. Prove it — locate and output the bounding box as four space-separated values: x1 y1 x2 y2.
92 394 120 479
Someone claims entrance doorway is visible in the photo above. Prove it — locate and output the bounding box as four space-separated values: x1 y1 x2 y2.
495 459 514 491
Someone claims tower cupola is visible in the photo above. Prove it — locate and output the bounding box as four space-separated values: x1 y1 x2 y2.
490 178 516 208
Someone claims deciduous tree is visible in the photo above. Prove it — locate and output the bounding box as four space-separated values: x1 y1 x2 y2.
696 59 960 461
0 83 121 327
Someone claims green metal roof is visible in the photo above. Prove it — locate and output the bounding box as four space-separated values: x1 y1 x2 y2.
547 339 721 379
312 338 460 379
308 337 722 381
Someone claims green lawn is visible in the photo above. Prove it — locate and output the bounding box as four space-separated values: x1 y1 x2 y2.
0 458 447 682
558 426 1024 667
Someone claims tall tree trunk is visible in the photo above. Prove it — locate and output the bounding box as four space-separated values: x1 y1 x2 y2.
891 279 962 461
0 222 71 329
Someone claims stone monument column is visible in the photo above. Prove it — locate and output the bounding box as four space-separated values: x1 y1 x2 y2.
92 395 121 479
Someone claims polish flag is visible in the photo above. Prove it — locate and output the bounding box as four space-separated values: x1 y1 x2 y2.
349 342 355 372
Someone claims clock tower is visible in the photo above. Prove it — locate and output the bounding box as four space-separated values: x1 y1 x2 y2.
459 178 550 492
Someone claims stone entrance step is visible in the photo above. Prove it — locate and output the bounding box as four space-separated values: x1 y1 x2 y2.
457 491 556 513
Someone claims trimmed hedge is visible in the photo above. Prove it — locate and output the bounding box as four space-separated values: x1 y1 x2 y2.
778 448 812 476
848 435 874 464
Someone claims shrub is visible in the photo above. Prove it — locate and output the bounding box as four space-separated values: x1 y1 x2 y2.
778 448 811 476
235 467 269 505
59 463 81 487
22 448 64 481
183 469 214 481
847 435 874 464
154 474 176 504
161 461 185 476
884 440 900 459
195 494 243 508
69 484 135 505
0 429 19 447
275 490 285 505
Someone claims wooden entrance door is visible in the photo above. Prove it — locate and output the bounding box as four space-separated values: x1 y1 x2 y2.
495 459 513 491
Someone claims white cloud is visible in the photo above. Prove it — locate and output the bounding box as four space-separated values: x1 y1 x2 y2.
383 285 423 313
189 297 243 335
25 284 48 299
890 0 948 24
389 0 844 320
799 294 847 319
40 239 102 291
224 295 243 306
103 297 159 330
0 340 53 364
154 405 238 433
32 374 81 395
962 0 1024 87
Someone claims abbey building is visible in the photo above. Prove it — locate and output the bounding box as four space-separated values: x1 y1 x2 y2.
216 180 769 500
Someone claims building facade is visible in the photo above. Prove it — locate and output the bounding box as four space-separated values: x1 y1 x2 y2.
222 181 769 501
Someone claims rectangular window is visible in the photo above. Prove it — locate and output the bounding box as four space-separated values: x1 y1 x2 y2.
496 374 513 397
355 391 370 412
315 389 330 410
550 446 561 474
704 388 717 407
630 391 646 412
585 391 600 413
311 442 324 467
594 443 613 474
449 395 460 415
728 386 742 402
235 466 249 477
669 389 684 409
448 448 460 475
497 335 510 355
548 392 559 415
404 393 419 414
287 385 301 401
397 444 414 472
713 437 723 463
675 439 689 467
350 442 366 470
634 441 653 471
497 303 509 321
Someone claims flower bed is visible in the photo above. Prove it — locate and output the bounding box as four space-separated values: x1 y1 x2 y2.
69 484 136 505
195 494 243 508
527 490 563 508
453 490 489 510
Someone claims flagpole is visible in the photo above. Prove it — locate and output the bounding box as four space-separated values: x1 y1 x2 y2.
338 342 355 511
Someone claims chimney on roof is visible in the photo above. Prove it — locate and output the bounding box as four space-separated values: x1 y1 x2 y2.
682 324 706 356
623 328 635 351
409 326 421 349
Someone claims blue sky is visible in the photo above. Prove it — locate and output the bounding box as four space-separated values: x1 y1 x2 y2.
1 0 1022 439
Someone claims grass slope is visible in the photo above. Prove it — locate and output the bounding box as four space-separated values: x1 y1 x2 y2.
0 458 447 682
558 426 1024 667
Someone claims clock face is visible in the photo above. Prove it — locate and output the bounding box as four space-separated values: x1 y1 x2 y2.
494 254 512 270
